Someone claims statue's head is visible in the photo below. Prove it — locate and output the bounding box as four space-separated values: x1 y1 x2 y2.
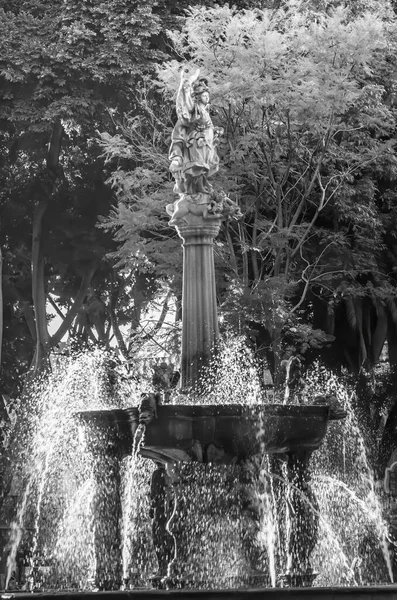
193 78 210 104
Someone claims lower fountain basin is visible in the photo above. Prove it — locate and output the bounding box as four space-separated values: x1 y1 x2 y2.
78 403 332 464
4 587 397 600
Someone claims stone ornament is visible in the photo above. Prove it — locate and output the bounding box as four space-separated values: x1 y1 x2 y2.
167 68 241 226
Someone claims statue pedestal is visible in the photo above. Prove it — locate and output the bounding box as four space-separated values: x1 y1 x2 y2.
175 221 221 389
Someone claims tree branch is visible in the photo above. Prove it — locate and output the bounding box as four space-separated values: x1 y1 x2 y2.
47 295 66 320
51 263 97 347
224 223 239 276
238 221 249 287
251 206 260 281
142 290 172 341
109 275 129 359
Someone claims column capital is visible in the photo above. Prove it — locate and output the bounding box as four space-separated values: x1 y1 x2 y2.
175 221 221 245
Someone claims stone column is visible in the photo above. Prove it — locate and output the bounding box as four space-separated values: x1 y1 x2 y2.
175 221 221 389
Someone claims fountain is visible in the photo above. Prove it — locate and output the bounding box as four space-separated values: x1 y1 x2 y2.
1 69 395 599
74 68 346 591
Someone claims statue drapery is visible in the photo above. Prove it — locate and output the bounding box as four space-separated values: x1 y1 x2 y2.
169 69 220 197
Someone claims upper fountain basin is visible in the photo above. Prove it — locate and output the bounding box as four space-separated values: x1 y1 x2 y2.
78 403 333 465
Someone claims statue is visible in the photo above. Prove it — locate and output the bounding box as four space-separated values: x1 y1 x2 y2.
167 68 242 226
169 68 220 196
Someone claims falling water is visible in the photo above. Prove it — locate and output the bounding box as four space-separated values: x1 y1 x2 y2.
256 456 277 587
178 335 263 406
52 476 96 589
1 345 395 590
29 439 55 581
119 455 155 587
121 457 136 584
306 364 394 586
2 348 144 591
5 477 33 590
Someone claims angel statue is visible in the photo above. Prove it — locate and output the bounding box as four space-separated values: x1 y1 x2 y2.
169 68 220 197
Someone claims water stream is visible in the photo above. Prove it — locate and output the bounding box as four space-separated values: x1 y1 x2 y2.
1 347 394 590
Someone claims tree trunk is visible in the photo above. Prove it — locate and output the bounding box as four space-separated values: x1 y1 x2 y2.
0 247 2 371
175 294 182 323
32 199 50 371
109 306 128 359
30 120 63 372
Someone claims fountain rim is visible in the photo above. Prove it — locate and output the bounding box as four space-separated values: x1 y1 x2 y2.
77 403 331 420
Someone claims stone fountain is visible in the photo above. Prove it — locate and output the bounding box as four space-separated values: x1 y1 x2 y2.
2 72 396 600
75 71 344 589
78 68 346 591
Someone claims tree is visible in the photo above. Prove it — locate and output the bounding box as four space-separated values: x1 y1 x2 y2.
154 2 397 382
0 0 166 383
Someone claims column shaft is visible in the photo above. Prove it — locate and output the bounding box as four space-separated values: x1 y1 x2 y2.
176 223 220 389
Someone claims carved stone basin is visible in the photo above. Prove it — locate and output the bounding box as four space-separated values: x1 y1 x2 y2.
78 403 334 464
77 402 345 588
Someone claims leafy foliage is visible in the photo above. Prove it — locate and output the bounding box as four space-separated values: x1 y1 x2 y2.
161 2 397 375
0 0 168 390
101 0 397 379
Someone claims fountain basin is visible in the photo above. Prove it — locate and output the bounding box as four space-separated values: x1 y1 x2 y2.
78 404 333 464
3 585 397 600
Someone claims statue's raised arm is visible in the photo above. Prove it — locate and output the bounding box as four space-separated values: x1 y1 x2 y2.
175 68 200 120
